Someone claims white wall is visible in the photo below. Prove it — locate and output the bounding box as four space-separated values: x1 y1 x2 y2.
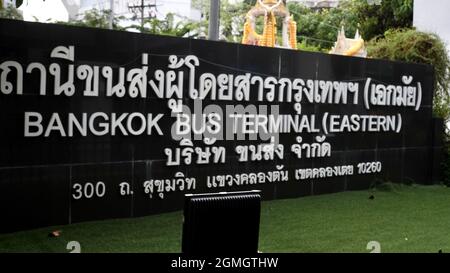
413 0 450 52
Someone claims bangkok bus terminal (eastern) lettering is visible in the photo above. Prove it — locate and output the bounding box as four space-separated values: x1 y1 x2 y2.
23 111 401 138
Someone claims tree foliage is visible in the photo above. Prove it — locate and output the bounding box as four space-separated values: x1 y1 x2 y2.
192 0 252 41
367 28 450 122
288 1 358 51
351 0 413 40
287 0 413 51
1 0 414 48
0 4 23 20
128 13 203 38
57 9 124 30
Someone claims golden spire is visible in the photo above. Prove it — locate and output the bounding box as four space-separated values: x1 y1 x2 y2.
260 12 277 47
241 0 297 49
262 0 279 4
288 17 297 49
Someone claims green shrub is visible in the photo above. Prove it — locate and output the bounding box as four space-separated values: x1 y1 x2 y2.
367 28 450 123
368 28 450 185
0 4 23 20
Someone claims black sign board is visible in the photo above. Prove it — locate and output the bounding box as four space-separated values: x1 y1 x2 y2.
0 19 441 233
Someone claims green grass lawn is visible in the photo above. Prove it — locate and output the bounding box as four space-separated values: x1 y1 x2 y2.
1 184 450 253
